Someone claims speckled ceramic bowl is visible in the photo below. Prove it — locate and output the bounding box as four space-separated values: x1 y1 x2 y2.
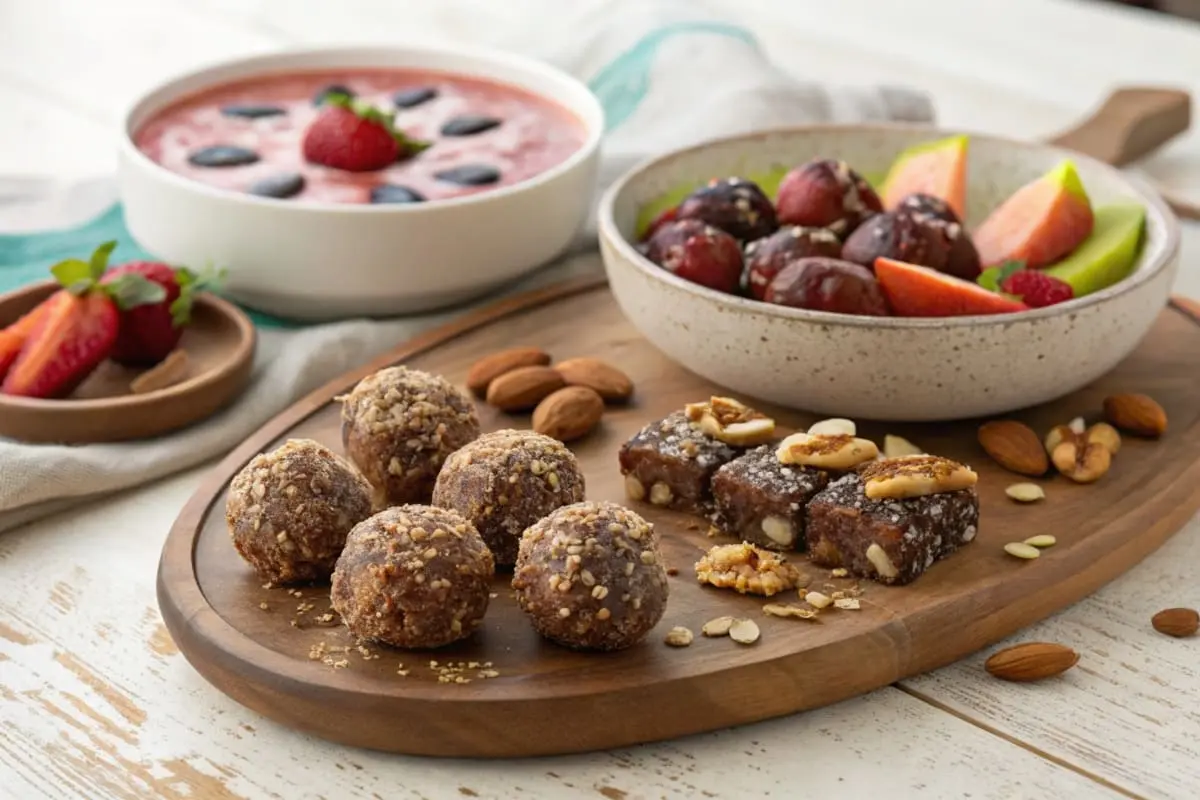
598 125 1180 421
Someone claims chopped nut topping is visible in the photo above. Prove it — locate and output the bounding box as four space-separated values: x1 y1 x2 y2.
664 626 694 647
695 543 802 597
777 432 878 470
763 604 819 620
834 598 861 610
859 455 977 499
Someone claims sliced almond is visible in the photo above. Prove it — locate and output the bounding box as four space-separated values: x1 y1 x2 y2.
1023 534 1057 548
701 616 736 637
1004 542 1041 560
834 598 861 610
1005 482 1045 503
808 418 856 437
860 455 977 500
728 618 761 645
129 349 190 394
777 432 878 470
883 434 923 458
689 396 776 446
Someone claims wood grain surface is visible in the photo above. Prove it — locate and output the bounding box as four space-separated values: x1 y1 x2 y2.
157 278 1200 758
0 280 256 444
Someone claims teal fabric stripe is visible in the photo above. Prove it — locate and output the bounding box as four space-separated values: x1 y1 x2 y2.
587 21 757 132
0 204 301 329
0 21 757 328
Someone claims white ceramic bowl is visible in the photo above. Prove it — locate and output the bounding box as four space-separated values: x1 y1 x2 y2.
599 126 1180 421
119 46 603 321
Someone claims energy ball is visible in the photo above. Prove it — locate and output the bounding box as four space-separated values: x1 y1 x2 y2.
340 366 481 507
512 501 669 651
225 438 374 586
331 505 494 649
432 429 586 568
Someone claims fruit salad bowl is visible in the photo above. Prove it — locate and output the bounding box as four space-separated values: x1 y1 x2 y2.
118 46 604 321
598 125 1180 422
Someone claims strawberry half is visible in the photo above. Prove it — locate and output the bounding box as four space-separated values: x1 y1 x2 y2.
1 242 165 399
0 299 55 380
102 261 222 366
301 93 429 172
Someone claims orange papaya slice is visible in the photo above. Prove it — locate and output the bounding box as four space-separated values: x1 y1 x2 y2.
973 160 1094 269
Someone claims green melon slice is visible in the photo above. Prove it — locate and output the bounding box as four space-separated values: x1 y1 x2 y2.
1042 203 1146 296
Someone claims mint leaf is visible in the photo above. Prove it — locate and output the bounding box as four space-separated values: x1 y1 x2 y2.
87 240 118 281
105 272 167 310
977 259 1027 292
167 263 226 327
50 259 96 294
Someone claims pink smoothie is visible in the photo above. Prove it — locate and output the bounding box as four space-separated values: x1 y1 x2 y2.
134 69 588 204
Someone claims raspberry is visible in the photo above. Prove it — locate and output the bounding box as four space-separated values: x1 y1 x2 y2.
999 270 1074 308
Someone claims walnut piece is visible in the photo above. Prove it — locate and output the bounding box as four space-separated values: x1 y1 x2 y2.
694 542 802 597
776 432 878 470
859 455 978 500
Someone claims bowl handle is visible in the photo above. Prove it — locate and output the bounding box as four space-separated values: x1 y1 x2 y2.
1047 86 1199 221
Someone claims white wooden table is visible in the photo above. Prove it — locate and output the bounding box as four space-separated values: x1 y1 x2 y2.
2 1 1199 798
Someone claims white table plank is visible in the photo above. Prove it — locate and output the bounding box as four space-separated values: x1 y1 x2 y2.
0 470 1125 800
905 516 1200 800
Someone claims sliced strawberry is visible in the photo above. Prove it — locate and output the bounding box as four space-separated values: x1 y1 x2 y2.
302 93 429 172
2 291 118 398
102 261 222 366
0 293 60 379
1 242 164 398
874 256 1029 317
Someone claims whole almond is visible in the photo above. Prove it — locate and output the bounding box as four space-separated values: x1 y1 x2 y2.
532 386 605 442
485 366 565 411
978 420 1049 476
984 642 1079 682
1103 393 1167 438
466 347 551 396
553 357 634 403
1151 607 1199 638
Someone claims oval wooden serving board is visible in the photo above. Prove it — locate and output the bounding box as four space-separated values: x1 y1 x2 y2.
158 277 1200 758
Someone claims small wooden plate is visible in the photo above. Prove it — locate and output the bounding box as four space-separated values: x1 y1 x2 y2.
0 280 256 444
157 278 1200 758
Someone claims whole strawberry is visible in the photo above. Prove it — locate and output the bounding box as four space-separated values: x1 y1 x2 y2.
302 93 429 172
1000 270 1074 308
101 262 222 366
2 242 164 399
